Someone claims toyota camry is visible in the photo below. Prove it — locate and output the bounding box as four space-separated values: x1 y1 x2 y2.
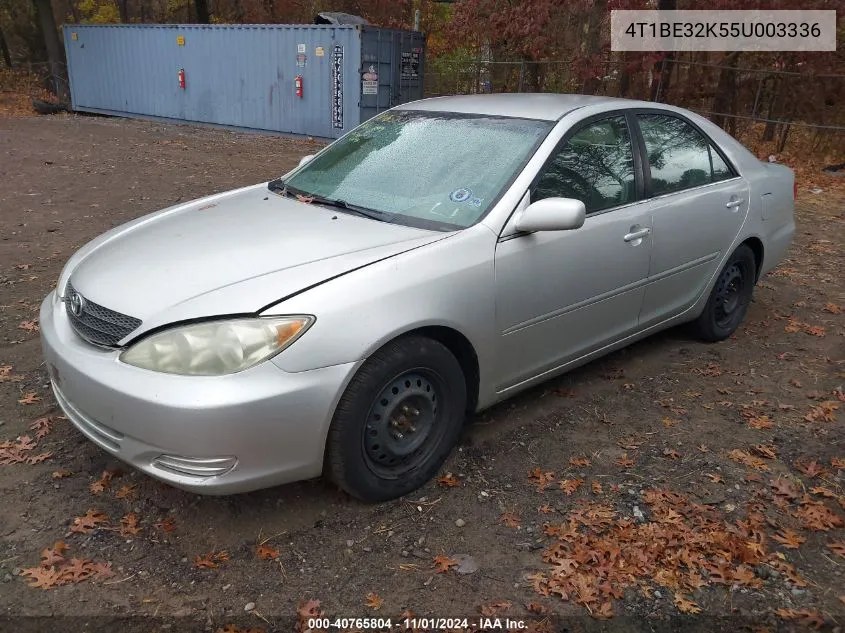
40 94 795 502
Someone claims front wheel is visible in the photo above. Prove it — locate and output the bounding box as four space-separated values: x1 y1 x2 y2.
325 336 467 502
689 244 756 342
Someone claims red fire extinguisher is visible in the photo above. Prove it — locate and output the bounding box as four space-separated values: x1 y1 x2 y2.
295 75 303 98
178 68 186 90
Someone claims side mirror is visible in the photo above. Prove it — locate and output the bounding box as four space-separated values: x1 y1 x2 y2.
515 197 586 233
298 154 315 167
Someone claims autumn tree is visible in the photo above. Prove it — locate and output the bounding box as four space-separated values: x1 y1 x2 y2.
31 0 67 99
0 23 11 66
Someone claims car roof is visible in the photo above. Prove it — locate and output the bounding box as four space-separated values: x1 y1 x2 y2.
394 94 644 121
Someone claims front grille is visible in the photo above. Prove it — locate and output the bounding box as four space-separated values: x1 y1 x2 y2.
65 280 141 347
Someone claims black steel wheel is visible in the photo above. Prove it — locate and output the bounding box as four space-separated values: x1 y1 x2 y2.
326 336 466 502
689 244 756 342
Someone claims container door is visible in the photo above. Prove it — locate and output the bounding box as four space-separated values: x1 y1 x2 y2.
359 28 425 124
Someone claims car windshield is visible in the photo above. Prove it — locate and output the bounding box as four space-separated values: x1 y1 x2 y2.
280 110 553 230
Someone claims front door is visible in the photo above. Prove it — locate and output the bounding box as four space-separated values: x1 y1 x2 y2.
634 113 750 326
494 114 653 391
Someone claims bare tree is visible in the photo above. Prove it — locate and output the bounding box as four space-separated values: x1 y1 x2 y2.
31 0 68 100
117 0 130 22
0 23 11 67
194 0 210 23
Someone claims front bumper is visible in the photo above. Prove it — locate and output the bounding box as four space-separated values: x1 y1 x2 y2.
40 291 358 494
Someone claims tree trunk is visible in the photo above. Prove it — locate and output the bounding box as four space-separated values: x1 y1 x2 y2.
117 0 129 22
762 78 784 142
194 0 210 23
709 51 741 130
580 0 607 94
69 0 81 23
0 24 12 67
31 0 68 100
649 0 676 101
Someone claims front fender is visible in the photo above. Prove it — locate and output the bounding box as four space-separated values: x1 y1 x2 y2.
268 224 500 409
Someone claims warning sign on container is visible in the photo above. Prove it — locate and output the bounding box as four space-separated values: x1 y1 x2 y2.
362 80 378 95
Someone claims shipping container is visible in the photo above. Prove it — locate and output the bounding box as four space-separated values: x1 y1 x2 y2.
62 23 426 139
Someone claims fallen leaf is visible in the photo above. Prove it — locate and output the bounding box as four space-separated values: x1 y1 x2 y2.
794 459 826 478
29 416 53 439
663 448 681 460
39 541 68 566
569 456 591 468
296 599 323 621
154 518 176 533
499 512 521 528
115 484 136 499
432 554 459 573
538 504 554 514
673 593 702 614
526 601 549 615
437 473 459 488
775 608 825 629
752 444 778 460
69 509 109 534
615 453 635 468
58 558 95 583
591 481 603 495
747 414 774 429
794 501 844 531
364 592 383 610
528 467 556 491
773 529 806 549
17 392 40 405
479 600 511 616
119 513 142 537
194 551 228 569
19 566 63 589
832 457 845 469
728 449 770 471
18 320 39 333
770 477 800 500
804 401 838 423
256 544 280 560
559 478 584 495
826 541 844 558
824 302 842 314
706 473 724 483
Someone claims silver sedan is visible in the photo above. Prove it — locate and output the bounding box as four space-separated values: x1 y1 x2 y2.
40 94 795 502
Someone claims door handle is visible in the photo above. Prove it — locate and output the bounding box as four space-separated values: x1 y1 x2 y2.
726 199 744 209
624 228 651 242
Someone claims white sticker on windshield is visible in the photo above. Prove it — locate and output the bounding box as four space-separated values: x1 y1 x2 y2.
449 188 473 203
468 197 483 207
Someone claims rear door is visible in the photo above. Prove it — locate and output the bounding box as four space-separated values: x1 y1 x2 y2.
633 112 750 326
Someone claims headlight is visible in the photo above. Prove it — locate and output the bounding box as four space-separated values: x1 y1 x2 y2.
119 316 314 376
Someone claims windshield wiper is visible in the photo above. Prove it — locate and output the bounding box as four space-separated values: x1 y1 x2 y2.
277 184 392 223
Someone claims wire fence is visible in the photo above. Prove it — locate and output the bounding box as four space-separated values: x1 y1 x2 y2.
424 57 845 152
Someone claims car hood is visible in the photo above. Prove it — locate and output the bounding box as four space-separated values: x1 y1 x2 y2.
67 184 448 336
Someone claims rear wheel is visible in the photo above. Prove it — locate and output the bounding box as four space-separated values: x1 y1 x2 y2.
325 336 466 502
689 244 756 342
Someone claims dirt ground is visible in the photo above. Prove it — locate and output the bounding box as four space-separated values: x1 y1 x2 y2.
0 113 843 633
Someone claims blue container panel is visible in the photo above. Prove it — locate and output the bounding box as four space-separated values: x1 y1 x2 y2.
64 24 363 138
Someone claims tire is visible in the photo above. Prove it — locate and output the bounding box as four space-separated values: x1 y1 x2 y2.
689 244 756 342
325 336 467 502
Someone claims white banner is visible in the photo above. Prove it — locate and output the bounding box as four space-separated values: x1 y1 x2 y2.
611 10 836 52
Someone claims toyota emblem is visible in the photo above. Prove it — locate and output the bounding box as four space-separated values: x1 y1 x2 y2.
69 292 86 317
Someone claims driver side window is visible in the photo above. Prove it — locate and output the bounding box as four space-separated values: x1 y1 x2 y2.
533 116 635 214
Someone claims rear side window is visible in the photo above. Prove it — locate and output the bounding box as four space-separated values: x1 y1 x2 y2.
533 115 636 214
637 114 733 196
710 146 733 181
